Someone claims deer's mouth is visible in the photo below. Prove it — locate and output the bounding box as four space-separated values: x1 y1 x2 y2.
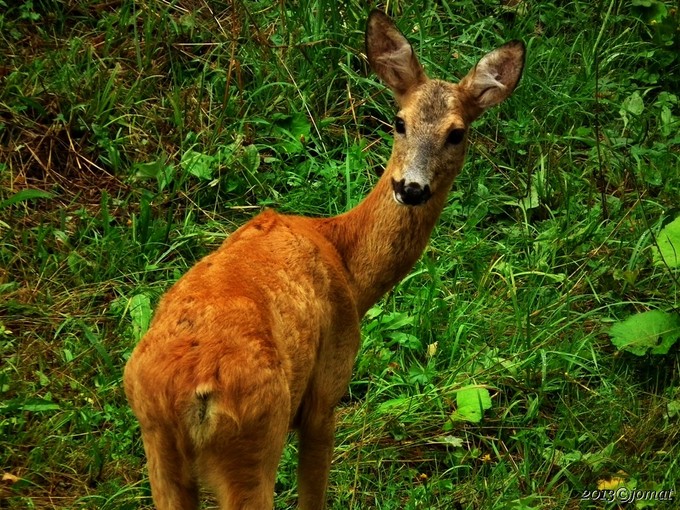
392 178 432 206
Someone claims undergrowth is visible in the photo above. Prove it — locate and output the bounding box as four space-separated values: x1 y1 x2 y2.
1 1 679 509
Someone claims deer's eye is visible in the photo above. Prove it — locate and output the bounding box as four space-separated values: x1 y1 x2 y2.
394 117 406 135
446 128 465 145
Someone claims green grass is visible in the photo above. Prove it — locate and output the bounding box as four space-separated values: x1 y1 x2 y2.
1 0 679 508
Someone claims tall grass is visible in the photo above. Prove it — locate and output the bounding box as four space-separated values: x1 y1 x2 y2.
1 1 678 508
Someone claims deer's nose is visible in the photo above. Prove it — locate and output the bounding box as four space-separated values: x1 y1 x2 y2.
392 179 432 206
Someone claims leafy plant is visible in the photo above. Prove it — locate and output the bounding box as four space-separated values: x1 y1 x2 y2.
446 386 493 426
129 293 152 341
609 310 680 355
654 216 680 268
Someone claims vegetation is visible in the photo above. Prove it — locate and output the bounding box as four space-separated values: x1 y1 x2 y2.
1 0 679 508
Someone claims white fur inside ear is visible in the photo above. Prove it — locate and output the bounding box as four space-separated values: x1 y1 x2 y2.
460 42 524 112
475 64 507 95
375 43 420 85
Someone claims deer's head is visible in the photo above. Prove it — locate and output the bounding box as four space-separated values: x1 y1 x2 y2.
366 10 525 206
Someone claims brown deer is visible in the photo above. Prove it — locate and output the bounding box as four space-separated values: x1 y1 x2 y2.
124 10 524 510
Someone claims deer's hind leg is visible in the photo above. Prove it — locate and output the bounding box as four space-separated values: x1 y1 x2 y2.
196 388 291 509
141 427 199 510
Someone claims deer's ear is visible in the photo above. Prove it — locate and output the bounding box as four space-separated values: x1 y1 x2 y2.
365 10 427 101
459 40 525 118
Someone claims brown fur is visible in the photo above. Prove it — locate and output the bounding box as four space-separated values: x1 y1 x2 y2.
124 10 525 510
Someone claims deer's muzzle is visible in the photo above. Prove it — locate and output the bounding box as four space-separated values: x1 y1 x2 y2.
392 178 432 206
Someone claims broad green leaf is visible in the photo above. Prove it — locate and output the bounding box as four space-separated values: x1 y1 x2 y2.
438 435 464 447
133 159 165 179
387 331 422 350
181 149 214 180
407 364 435 385
381 312 414 330
622 91 644 116
654 216 680 268
133 159 174 191
450 386 492 423
543 448 582 467
520 184 539 210
0 189 54 209
660 105 673 137
242 144 260 173
609 310 680 355
582 442 615 470
271 112 311 154
130 293 152 340
631 0 668 23
667 400 680 418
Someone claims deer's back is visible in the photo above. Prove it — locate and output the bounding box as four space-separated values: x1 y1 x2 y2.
123 210 357 435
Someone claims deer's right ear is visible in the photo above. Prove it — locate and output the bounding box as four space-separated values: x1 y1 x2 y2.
366 10 427 102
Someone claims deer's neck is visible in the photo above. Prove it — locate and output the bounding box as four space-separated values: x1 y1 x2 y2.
317 171 450 317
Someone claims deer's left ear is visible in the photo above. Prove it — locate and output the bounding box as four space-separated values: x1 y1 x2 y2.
459 40 525 118
365 10 427 102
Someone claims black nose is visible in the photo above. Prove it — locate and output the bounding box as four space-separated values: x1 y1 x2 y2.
392 179 432 206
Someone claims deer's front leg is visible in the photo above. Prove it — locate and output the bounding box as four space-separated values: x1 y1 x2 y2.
297 406 335 510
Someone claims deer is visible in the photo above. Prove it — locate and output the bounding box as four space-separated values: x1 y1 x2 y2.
123 9 524 510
